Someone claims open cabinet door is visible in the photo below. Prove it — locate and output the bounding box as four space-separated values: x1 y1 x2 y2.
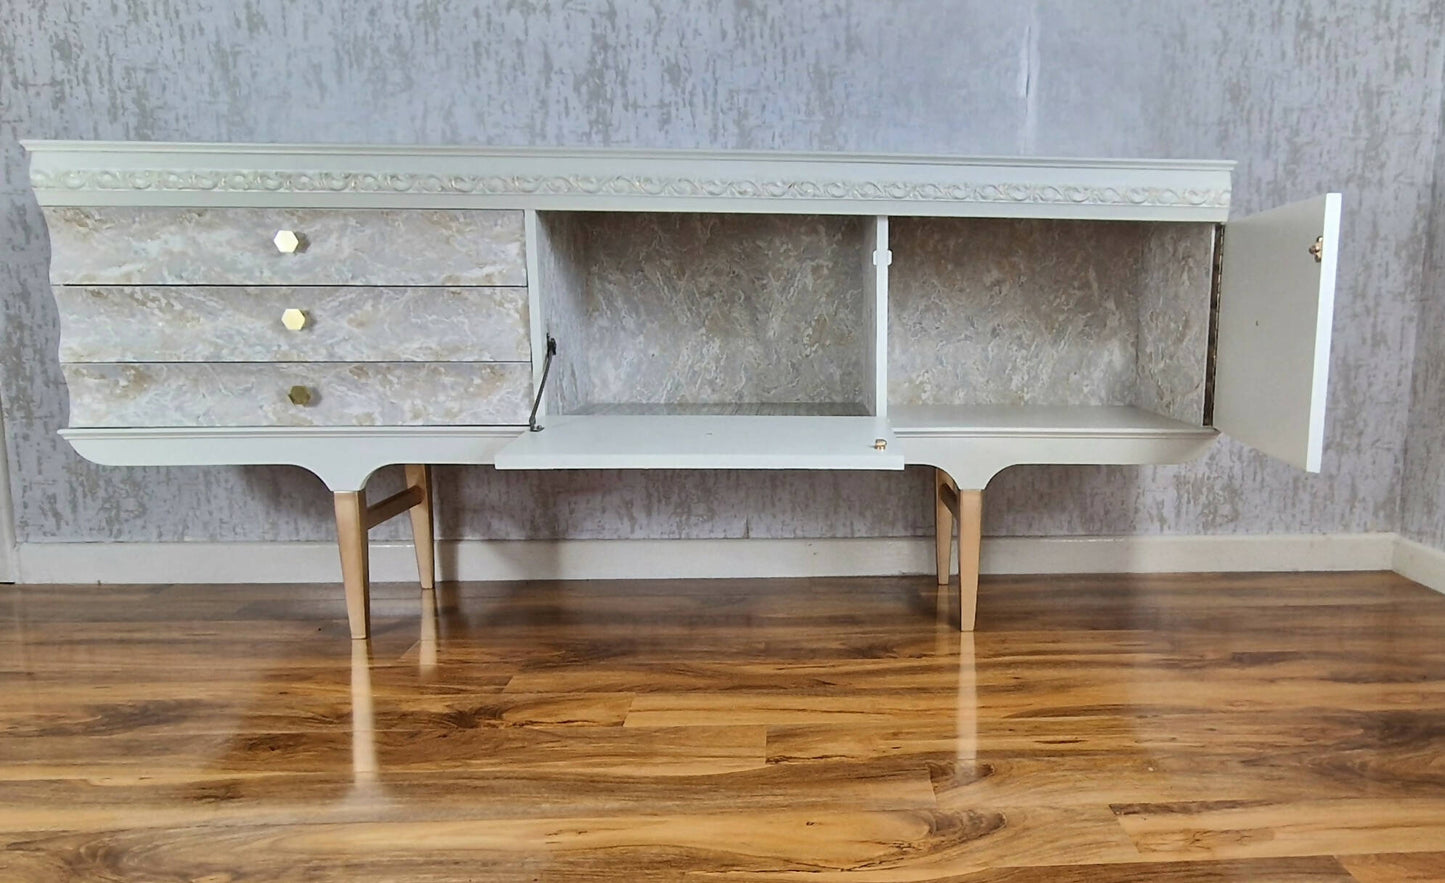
1214 193 1341 472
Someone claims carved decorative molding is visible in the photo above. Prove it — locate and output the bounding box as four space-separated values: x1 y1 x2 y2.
31 168 1231 209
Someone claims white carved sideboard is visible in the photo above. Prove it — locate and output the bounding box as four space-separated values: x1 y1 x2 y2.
23 142 1342 638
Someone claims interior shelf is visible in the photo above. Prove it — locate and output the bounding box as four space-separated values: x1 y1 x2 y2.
888 404 1217 438
494 415 904 471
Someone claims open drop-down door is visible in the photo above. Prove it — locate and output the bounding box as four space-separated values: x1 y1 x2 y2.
494 415 905 471
1214 193 1342 472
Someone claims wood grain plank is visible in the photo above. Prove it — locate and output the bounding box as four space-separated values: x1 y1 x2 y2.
769 706 1445 763
0 692 634 738
1115 798 1445 862
0 724 765 777
0 761 939 824
625 692 970 727
944 856 1356 882
931 742 1445 808
1337 852 1445 881
0 806 1138 882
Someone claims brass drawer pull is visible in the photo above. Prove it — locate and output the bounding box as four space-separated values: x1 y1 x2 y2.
281 308 309 331
273 230 308 254
287 385 314 406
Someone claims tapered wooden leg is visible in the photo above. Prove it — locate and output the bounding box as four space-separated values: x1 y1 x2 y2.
419 587 439 676
334 491 371 640
404 464 435 591
956 489 983 632
935 469 955 586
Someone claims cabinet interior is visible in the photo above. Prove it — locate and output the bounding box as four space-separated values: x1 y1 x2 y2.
887 217 1216 426
536 211 875 418
534 211 1216 429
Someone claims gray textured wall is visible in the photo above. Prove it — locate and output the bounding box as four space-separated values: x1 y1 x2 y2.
1403 84 1445 550
1 0 1443 546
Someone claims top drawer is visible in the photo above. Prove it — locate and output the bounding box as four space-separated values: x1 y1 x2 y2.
43 207 527 287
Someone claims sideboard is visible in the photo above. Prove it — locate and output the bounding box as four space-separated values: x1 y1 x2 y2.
23 142 1342 638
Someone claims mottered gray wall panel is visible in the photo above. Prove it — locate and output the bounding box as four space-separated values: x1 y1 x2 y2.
1402 85 1445 549
0 0 1441 544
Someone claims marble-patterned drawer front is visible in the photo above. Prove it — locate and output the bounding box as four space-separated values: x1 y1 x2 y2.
57 285 530 363
64 362 532 427
44 207 526 286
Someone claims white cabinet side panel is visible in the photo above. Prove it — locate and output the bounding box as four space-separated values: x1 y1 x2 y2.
524 209 547 419
1215 194 1341 472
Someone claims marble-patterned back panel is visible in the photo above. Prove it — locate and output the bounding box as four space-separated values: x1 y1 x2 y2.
889 218 1147 407
45 207 526 287
534 212 591 416
862 217 883 417
64 362 532 427
1132 224 1215 424
888 218 1213 420
571 213 870 410
57 285 531 363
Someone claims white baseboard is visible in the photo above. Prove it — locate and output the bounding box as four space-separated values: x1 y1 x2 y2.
14 532 1405 585
1393 536 1445 595
982 533 1398 575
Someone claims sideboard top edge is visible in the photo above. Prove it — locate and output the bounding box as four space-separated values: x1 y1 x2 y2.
20 139 1238 172
25 140 1233 219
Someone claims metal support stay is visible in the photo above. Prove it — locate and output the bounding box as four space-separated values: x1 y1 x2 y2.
528 335 558 432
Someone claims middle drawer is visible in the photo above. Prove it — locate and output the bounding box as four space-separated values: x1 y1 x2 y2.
57 285 531 363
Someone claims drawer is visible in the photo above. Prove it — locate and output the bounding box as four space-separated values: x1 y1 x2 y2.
57 285 530 363
44 207 526 286
64 362 533 428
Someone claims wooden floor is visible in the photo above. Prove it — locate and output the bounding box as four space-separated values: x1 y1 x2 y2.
1 572 1444 881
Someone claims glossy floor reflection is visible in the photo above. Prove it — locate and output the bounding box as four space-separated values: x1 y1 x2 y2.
1 572 1444 880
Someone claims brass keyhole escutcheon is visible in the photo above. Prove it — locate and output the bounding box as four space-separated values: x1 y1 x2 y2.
288 385 314 406
282 308 309 331
1309 235 1324 264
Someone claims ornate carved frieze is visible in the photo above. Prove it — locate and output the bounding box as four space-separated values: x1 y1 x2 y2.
31 168 1230 209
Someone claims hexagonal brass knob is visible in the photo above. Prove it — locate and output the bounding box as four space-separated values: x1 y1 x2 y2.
287 385 314 406
273 229 307 254
281 308 308 331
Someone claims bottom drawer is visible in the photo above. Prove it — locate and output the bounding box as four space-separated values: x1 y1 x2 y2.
64 362 532 427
